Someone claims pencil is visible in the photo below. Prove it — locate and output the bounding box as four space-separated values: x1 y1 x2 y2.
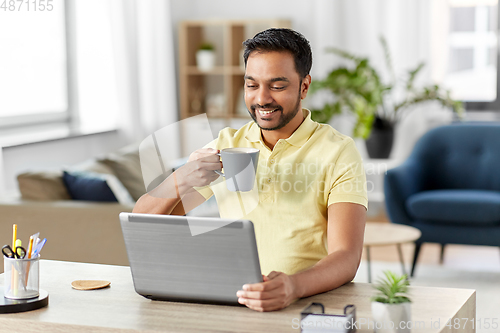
27 236 33 259
11 224 17 296
12 224 17 251
25 236 34 287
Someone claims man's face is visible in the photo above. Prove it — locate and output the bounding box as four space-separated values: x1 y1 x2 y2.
244 51 308 131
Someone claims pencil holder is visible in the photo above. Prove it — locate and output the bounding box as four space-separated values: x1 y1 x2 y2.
3 256 39 299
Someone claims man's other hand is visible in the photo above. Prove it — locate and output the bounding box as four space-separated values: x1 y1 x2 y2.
175 148 221 190
236 271 298 312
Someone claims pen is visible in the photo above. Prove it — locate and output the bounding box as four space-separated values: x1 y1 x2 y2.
30 232 40 257
33 237 40 255
32 238 47 257
15 239 22 250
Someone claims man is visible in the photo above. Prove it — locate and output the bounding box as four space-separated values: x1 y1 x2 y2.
134 28 367 312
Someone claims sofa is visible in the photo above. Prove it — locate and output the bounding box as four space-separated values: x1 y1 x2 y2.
0 143 149 272
0 198 133 270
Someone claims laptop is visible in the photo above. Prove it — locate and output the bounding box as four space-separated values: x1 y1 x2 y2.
119 212 262 305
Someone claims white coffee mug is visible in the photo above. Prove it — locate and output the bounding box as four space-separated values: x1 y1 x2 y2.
215 148 259 192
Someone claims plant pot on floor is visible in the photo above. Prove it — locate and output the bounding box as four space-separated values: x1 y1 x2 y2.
371 301 411 333
365 116 394 159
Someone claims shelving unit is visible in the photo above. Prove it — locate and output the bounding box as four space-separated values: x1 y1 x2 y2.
178 19 291 121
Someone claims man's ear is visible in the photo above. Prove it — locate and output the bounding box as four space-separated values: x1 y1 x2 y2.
301 75 312 99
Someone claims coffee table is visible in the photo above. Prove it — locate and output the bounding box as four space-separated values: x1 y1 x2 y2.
0 260 474 332
364 222 422 283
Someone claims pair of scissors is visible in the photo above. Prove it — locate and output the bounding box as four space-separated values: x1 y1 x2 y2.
2 245 27 259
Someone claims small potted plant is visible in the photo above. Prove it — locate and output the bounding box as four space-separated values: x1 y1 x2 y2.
196 42 215 72
371 271 411 333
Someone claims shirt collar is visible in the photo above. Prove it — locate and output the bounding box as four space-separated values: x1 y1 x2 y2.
245 109 318 148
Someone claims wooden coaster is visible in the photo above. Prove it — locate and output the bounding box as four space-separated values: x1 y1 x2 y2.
71 280 111 291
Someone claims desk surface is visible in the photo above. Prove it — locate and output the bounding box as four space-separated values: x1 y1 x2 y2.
0 260 475 333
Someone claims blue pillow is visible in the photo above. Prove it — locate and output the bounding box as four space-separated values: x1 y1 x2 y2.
62 171 118 202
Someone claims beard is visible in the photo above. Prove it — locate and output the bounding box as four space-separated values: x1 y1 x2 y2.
248 85 302 131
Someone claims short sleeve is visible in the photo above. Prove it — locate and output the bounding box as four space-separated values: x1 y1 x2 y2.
192 138 218 200
327 139 368 209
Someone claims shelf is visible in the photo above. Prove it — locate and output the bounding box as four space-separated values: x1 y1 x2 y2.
179 19 291 121
185 66 226 75
184 66 245 76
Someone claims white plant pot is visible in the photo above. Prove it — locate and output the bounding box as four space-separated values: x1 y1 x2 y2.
371 302 411 333
196 50 215 72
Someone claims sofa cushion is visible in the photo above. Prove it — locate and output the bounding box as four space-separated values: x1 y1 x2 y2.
406 189 500 225
62 171 117 202
16 160 118 201
17 171 71 201
62 171 135 205
98 144 145 201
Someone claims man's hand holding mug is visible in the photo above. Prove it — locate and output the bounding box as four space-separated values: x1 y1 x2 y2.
176 147 260 194
175 148 222 194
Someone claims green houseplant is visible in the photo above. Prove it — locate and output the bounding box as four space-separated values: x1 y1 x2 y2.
198 42 215 51
370 271 411 333
310 37 464 158
196 42 216 72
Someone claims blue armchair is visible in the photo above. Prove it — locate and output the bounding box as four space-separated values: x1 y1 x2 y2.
384 123 500 276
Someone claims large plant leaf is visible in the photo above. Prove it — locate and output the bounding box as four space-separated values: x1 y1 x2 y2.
394 84 465 122
379 36 395 84
325 47 364 63
406 62 425 91
310 102 342 124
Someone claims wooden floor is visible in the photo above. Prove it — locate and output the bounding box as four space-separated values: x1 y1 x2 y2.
364 216 500 272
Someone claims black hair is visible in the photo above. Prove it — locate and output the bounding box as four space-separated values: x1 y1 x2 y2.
242 28 312 79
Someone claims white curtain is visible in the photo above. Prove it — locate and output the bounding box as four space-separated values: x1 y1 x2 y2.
311 0 453 159
108 0 180 158
312 0 432 86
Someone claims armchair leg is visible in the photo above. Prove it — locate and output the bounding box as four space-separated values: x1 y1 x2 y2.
440 244 446 264
411 243 422 277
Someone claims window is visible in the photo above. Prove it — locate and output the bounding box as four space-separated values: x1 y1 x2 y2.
0 0 68 127
433 0 499 110
0 0 118 131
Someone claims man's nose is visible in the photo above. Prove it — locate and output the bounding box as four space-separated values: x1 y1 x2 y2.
256 87 273 106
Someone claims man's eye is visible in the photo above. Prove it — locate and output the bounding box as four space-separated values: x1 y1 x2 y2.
272 86 285 90
246 85 257 89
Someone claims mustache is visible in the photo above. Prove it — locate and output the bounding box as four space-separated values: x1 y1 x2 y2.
250 104 283 112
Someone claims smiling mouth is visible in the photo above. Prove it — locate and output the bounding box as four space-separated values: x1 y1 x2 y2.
258 109 279 116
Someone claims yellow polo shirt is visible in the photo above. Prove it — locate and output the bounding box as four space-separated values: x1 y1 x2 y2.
195 109 367 275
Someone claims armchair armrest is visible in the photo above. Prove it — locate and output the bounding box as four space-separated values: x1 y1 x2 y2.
384 160 427 226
